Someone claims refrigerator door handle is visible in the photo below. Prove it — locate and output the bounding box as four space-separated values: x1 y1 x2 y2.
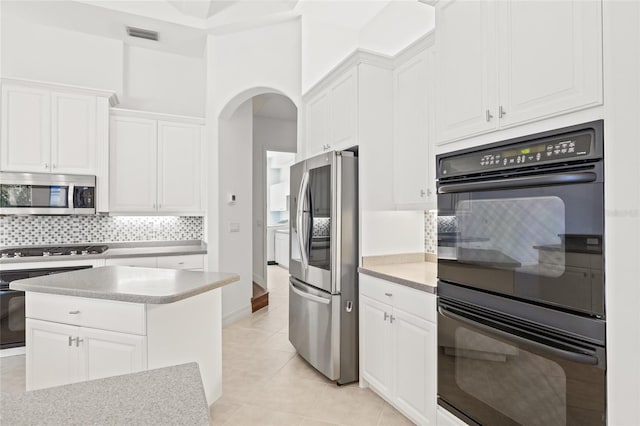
289 280 331 305
297 171 310 269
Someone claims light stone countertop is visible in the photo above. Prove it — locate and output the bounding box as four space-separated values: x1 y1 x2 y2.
10 265 239 304
0 363 209 426
358 253 437 294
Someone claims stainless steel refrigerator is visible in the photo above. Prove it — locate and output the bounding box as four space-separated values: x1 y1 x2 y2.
288 150 358 384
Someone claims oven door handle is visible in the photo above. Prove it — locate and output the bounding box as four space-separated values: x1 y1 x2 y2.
437 171 597 194
438 305 600 366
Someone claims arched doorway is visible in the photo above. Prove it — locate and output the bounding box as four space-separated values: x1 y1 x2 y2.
216 88 297 324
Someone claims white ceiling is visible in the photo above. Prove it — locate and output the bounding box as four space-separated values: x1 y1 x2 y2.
253 94 297 121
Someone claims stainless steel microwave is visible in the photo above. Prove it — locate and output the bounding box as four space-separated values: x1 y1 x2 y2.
0 172 96 215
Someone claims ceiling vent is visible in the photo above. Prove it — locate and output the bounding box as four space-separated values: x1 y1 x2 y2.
126 27 159 41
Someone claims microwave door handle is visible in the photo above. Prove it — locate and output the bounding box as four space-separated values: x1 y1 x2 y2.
297 171 309 268
68 184 75 210
438 305 600 366
437 171 597 194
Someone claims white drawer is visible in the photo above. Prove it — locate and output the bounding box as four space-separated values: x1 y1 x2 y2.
156 254 203 270
360 274 436 323
105 257 158 268
26 292 146 335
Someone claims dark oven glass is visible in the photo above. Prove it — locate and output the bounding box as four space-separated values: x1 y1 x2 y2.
438 179 604 317
438 298 606 426
0 289 25 349
307 165 331 271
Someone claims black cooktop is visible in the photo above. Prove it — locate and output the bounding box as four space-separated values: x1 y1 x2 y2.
0 245 109 259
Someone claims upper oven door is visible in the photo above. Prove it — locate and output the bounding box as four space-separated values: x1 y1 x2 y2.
437 164 604 317
437 297 606 426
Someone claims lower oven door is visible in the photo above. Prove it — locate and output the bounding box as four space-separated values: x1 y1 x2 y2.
288 277 341 380
438 298 606 426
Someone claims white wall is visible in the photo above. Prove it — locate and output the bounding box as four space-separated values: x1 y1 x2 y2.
1 14 123 92
218 100 254 323
603 2 640 424
252 116 297 288
122 45 206 116
206 19 301 324
359 2 435 56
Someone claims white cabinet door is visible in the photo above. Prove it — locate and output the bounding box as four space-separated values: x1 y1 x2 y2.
275 232 289 269
328 68 358 150
51 92 96 175
360 295 393 398
26 319 80 391
306 91 330 157
80 327 146 381
109 116 158 212
157 121 202 212
393 52 430 206
436 0 497 144
393 309 437 425
497 0 603 127
0 85 51 172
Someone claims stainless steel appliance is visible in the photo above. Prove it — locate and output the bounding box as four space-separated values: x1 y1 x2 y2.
0 172 96 215
288 150 358 384
436 121 606 425
0 251 106 349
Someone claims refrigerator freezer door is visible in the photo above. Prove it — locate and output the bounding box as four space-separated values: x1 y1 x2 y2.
288 277 340 380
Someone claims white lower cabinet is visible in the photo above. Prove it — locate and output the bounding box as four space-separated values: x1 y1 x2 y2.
275 232 289 269
26 318 146 391
360 274 437 426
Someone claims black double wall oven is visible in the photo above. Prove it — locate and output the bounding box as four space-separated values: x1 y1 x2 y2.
436 121 606 426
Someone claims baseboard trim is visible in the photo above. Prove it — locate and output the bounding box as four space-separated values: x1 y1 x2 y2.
222 304 252 327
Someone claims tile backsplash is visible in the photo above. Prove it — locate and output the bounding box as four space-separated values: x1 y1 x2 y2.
424 210 437 254
0 215 204 246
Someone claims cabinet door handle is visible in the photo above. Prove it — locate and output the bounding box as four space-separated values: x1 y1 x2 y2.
485 109 494 122
427 189 432 196
390 315 395 323
499 105 506 118
44 163 49 169
76 338 84 347
384 312 389 321
68 310 80 315
52 164 57 169
68 336 74 346
384 293 392 297
420 189 426 198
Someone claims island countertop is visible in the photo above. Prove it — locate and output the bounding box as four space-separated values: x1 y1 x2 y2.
9 265 239 304
0 363 209 426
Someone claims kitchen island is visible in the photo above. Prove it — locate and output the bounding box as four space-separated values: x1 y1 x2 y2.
10 266 239 405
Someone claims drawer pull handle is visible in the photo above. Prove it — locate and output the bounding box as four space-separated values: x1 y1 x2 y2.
178 262 185 265
69 310 80 315
384 293 392 297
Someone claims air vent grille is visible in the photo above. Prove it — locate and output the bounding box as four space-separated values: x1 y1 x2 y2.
126 27 159 41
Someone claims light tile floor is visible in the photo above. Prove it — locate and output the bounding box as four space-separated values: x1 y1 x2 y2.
0 265 414 426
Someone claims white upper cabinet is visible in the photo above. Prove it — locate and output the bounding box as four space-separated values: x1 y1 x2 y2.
0 79 116 176
328 68 358 150
436 0 497 143
306 92 330 156
393 44 436 209
1 84 51 173
302 55 392 160
109 116 158 213
496 0 603 127
157 120 202 212
51 92 97 175
109 110 204 214
435 0 603 145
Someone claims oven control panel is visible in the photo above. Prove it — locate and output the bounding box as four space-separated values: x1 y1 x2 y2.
439 130 595 177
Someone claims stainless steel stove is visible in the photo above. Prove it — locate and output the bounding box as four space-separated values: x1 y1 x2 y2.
0 245 109 259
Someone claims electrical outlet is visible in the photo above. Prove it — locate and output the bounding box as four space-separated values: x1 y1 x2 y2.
229 223 240 232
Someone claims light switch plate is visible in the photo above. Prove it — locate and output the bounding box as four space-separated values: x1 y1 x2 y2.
229 223 240 232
